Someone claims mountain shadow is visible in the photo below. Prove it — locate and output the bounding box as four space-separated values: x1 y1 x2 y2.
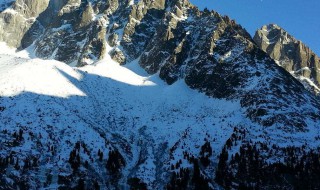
0 58 320 189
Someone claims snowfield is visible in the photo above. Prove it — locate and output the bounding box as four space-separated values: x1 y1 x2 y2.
0 44 244 188
0 43 319 189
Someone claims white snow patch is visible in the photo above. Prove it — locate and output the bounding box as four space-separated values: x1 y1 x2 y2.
0 42 36 58
0 55 85 97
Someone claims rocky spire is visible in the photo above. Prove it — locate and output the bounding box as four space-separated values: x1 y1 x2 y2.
254 24 320 95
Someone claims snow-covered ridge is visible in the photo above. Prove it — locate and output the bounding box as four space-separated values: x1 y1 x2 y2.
0 55 85 97
0 1 320 188
1 40 320 189
0 44 244 188
0 42 85 97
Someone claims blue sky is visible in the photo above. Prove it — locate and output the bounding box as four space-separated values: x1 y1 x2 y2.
190 0 320 56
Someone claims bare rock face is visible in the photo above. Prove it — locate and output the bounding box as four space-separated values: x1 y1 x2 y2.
254 24 320 95
0 0 113 65
110 48 126 65
0 0 50 48
0 0 195 66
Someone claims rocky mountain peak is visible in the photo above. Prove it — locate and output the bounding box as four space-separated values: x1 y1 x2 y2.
254 24 320 95
264 23 281 30
1 1 320 189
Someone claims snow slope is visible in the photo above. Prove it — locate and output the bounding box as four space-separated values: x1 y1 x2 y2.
0 44 320 189
0 46 244 188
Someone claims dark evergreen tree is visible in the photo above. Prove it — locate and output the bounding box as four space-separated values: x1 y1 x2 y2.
106 150 125 173
77 178 85 190
128 177 147 190
200 141 212 167
215 147 229 186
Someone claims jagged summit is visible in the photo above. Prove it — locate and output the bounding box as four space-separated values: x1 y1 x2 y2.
0 1 320 189
254 24 320 95
0 0 249 66
264 23 281 30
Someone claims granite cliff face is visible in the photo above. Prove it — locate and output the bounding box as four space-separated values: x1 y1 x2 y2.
1 1 320 189
0 0 49 48
254 24 320 95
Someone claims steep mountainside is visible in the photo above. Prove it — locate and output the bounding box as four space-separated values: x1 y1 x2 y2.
0 0 320 189
254 24 320 95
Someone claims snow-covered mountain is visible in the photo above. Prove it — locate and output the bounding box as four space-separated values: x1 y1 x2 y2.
0 0 320 189
254 24 320 95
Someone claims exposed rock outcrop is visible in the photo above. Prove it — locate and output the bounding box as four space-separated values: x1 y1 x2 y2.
254 24 320 95
0 0 50 48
